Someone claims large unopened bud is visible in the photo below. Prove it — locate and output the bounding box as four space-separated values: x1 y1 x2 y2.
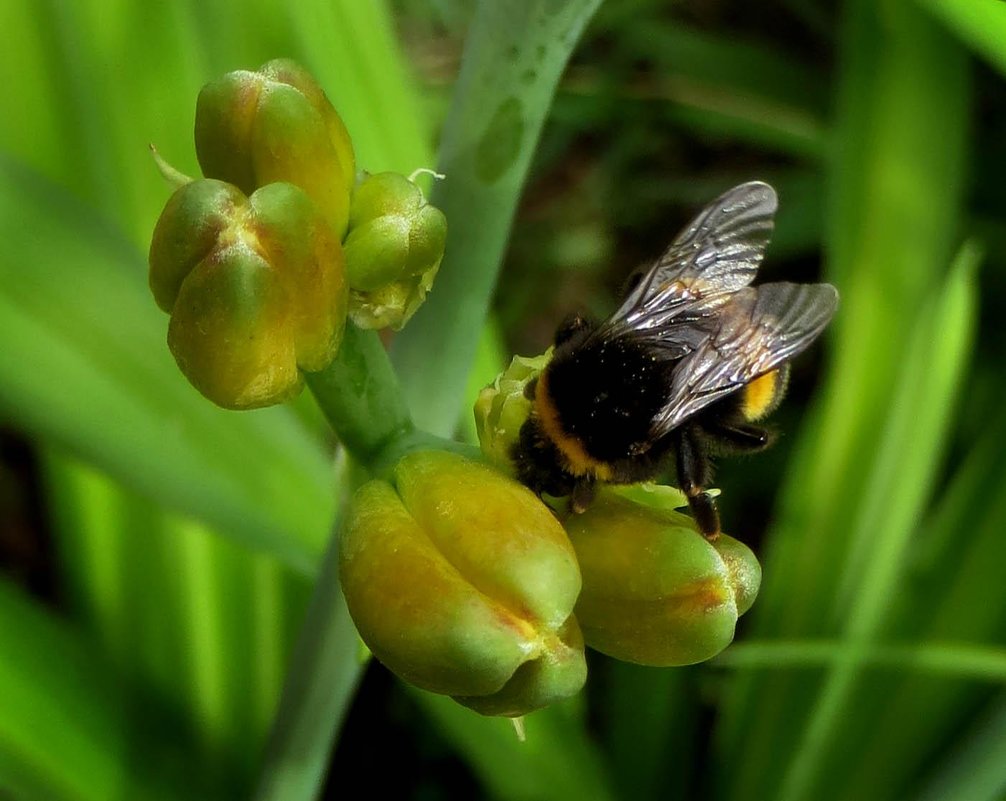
195 59 355 239
149 178 347 409
564 487 761 666
340 451 586 716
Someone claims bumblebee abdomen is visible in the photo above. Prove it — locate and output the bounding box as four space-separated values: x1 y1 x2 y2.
537 336 672 472
739 365 789 421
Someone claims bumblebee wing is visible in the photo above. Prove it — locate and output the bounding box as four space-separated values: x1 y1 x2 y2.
649 282 839 437
602 181 778 340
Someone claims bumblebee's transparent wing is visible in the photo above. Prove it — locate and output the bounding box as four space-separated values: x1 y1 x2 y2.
603 181 778 338
649 282 839 437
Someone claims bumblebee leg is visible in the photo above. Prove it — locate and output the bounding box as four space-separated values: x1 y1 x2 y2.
675 427 721 539
701 421 774 455
570 476 596 514
688 493 721 541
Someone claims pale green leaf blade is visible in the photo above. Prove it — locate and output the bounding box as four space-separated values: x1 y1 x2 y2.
391 0 605 435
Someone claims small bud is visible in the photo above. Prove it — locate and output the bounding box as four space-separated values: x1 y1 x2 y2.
149 179 347 409
340 451 586 716
474 350 552 472
343 172 447 330
563 488 761 666
195 59 355 239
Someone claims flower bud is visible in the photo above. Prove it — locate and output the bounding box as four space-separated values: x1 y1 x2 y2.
195 59 355 239
149 178 347 409
340 450 586 716
563 488 761 666
343 172 447 330
474 350 551 472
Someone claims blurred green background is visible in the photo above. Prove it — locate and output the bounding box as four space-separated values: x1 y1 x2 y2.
2 0 1006 799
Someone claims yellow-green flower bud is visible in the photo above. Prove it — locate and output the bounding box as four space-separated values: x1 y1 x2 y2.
564 488 761 666
195 59 355 239
149 178 347 409
343 172 447 330
474 349 552 472
340 450 586 716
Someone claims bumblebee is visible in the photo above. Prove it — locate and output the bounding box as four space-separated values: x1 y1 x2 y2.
513 181 838 538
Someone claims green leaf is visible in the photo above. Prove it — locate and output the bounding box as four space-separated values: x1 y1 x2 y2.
458 318 508 445
391 0 605 435
916 0 1006 77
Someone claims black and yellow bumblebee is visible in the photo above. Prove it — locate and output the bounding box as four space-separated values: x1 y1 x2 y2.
513 181 838 538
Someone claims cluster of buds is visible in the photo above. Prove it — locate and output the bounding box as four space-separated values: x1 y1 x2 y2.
149 61 762 721
149 60 446 408
341 353 761 717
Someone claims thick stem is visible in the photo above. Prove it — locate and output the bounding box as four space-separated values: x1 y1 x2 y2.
306 322 481 479
304 322 414 471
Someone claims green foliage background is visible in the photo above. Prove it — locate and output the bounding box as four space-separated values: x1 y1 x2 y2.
1 0 1005 799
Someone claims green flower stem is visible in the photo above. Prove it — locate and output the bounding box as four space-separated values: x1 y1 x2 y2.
258 330 412 801
305 322 480 478
304 322 413 470
260 336 481 801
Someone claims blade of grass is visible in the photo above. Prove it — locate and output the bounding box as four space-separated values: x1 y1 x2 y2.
458 318 508 444
391 0 605 435
44 451 310 796
773 244 977 801
0 577 240 801
600 661 698 801
716 641 1006 680
833 416 1006 799
0 580 128 801
0 2 83 193
12 1 208 247
916 0 1006 77
914 694 1006 801
253 461 364 801
716 1 972 797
